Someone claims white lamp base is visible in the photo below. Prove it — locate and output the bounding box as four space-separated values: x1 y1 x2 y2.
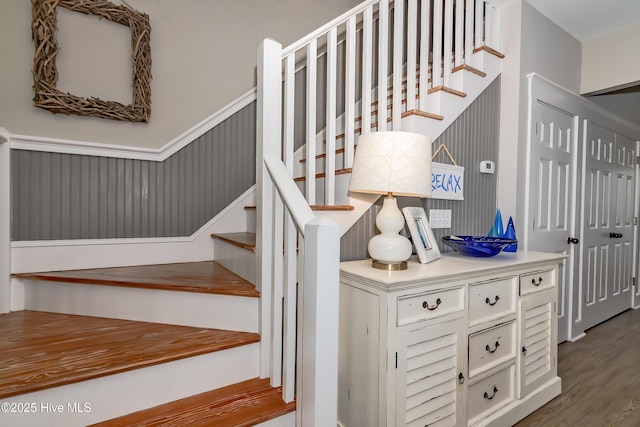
368 196 412 270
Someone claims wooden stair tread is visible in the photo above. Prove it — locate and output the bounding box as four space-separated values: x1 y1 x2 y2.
0 311 260 399
401 109 445 120
452 63 487 77
212 232 256 252
89 377 295 427
473 45 506 59
13 261 259 298
427 85 467 97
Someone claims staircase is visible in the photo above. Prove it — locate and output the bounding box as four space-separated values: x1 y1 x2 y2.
6 258 295 426
3 0 506 425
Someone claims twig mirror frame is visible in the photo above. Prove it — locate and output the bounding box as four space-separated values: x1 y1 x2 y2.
31 0 152 122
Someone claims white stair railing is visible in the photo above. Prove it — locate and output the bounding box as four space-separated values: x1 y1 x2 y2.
279 0 501 206
258 39 340 426
257 0 503 423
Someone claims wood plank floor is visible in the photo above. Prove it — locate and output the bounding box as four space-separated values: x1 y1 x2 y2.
0 311 260 399
13 261 260 297
89 378 295 427
516 308 640 426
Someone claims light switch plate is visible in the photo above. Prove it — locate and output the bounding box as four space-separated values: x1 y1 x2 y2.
429 209 452 228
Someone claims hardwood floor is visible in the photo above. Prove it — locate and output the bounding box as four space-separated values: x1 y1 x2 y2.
516 308 640 426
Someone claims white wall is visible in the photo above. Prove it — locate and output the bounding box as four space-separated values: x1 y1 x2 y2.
581 22 640 95
588 90 640 125
0 0 361 149
0 128 9 313
498 0 582 230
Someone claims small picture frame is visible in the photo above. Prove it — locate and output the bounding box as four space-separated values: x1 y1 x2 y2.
402 207 441 264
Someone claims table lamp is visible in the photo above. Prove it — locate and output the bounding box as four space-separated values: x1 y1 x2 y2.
348 131 432 270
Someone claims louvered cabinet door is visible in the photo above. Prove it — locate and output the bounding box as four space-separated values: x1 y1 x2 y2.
517 291 557 398
395 318 466 427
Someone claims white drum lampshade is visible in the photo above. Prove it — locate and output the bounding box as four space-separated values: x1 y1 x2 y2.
348 131 432 270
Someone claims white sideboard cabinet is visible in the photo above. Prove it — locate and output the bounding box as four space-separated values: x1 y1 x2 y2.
338 251 564 427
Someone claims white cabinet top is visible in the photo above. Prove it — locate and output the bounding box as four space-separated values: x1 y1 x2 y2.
340 251 565 292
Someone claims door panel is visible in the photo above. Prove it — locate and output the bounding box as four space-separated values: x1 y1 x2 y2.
580 123 634 330
527 101 576 343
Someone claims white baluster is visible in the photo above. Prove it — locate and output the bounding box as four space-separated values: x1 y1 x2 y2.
392 0 404 128
305 40 317 205
325 28 338 205
377 0 389 131
344 16 357 168
443 0 454 86
419 0 431 109
361 6 373 135
432 0 444 88
406 0 418 112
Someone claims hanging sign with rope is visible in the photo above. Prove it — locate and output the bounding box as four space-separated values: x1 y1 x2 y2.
431 144 464 200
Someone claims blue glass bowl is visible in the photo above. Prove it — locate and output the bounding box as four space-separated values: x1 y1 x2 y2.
442 236 518 257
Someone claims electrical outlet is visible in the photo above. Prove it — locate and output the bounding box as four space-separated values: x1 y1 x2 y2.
429 209 452 229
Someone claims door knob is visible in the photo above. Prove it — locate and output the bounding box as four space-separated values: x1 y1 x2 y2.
567 237 579 244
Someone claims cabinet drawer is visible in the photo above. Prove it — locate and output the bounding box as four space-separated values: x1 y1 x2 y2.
520 269 555 295
468 277 516 326
468 365 515 423
468 321 516 378
397 287 464 326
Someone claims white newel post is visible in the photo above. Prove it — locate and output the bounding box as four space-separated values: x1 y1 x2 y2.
257 39 283 380
300 215 340 426
0 128 10 313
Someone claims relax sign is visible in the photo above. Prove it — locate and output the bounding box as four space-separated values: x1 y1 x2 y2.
431 162 464 200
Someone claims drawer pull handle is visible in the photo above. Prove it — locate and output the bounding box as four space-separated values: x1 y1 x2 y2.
485 295 500 306
485 341 500 353
531 277 543 286
422 298 442 311
522 346 528 356
484 386 498 400
458 372 465 384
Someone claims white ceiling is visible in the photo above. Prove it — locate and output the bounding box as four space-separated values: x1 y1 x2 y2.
526 0 640 41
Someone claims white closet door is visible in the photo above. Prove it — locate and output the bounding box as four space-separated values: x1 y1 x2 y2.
527 100 576 344
580 122 634 331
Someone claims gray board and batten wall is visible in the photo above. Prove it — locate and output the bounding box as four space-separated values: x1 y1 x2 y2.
12 77 500 261
11 103 257 241
341 77 501 261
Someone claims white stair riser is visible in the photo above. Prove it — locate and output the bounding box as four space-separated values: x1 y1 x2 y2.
255 412 296 427
1 343 259 427
449 68 487 93
302 151 350 176
470 50 502 75
213 239 256 286
15 279 258 332
294 173 352 206
246 209 257 233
